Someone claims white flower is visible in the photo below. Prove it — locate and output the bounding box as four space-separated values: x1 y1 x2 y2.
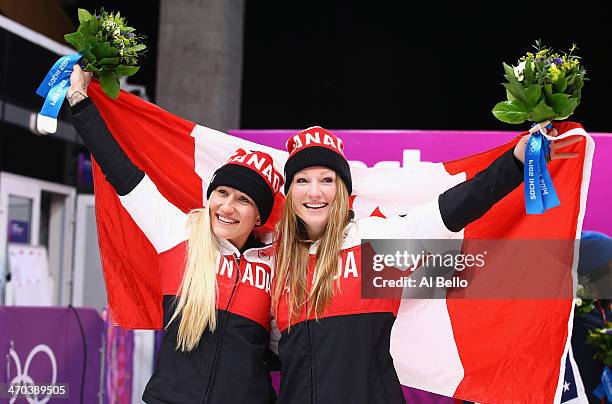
575 298 583 307
514 61 526 82
102 21 118 35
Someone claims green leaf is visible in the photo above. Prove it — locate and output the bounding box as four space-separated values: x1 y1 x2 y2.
98 57 119 65
84 35 100 49
547 93 569 114
92 41 114 58
115 65 140 76
524 59 535 85
89 13 100 34
543 84 553 95
78 8 93 24
550 95 579 119
501 63 526 102
100 73 120 99
554 70 567 93
502 62 516 80
574 75 584 92
531 100 555 122
83 64 102 74
64 32 84 50
123 27 136 33
78 20 91 37
573 90 582 101
133 44 147 52
81 43 95 62
502 82 526 103
524 84 542 109
492 100 529 124
505 89 516 101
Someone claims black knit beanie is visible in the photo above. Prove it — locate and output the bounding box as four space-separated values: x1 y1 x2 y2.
284 126 352 194
206 149 283 225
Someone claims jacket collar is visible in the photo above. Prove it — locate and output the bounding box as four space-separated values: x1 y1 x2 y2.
217 233 265 256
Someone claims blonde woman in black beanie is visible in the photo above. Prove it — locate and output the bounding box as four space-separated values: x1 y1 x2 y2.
68 65 283 404
271 125 579 403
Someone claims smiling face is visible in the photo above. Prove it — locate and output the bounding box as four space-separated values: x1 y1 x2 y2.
208 186 260 249
289 166 338 240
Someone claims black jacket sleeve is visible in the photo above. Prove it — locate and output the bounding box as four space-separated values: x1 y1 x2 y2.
70 97 144 196
438 148 524 232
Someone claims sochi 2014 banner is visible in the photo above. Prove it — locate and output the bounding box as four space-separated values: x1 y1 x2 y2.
231 128 609 236
86 82 593 403
0 307 104 403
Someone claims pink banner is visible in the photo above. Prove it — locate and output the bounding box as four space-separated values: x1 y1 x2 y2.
102 310 134 404
0 307 104 403
231 129 611 235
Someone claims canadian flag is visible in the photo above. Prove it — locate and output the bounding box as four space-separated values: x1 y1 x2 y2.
87 82 593 403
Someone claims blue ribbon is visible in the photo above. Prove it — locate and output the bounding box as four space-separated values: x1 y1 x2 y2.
36 53 82 119
524 123 560 214
593 366 612 402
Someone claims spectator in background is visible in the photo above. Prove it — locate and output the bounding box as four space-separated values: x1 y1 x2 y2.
572 231 612 403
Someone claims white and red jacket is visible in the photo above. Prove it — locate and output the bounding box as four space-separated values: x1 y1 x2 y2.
122 176 277 404
72 96 524 404
71 98 277 404
273 149 525 404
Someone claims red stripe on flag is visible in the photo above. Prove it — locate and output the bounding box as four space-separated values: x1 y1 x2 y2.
89 82 201 329
443 123 587 403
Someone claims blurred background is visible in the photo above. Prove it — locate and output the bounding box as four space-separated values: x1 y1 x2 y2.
3 0 612 185
0 0 610 403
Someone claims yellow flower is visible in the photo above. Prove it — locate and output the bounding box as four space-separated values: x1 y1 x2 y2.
521 52 535 61
549 65 561 83
561 58 580 72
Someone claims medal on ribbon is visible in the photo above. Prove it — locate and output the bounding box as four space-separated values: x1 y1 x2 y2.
36 8 146 133
35 53 82 134
523 121 560 214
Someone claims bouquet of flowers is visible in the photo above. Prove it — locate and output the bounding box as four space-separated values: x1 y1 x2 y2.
492 40 587 124
64 8 146 98
575 283 596 316
587 322 612 366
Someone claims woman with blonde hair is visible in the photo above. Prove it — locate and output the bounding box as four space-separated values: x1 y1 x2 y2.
271 126 579 403
68 65 282 403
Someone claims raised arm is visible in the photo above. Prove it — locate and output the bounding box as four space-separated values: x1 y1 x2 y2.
68 65 187 253
438 148 523 232
438 126 582 232
360 128 579 239
69 96 144 195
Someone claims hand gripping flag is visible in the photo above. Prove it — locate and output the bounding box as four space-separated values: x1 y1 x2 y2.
86 82 594 404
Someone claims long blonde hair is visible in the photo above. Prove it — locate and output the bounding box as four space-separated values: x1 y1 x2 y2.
272 179 351 323
168 206 219 352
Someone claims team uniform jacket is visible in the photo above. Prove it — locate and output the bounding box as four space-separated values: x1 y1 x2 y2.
71 98 276 404
273 149 525 404
72 97 524 404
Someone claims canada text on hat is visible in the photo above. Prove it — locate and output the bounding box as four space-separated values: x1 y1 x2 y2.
226 148 284 194
286 126 345 157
